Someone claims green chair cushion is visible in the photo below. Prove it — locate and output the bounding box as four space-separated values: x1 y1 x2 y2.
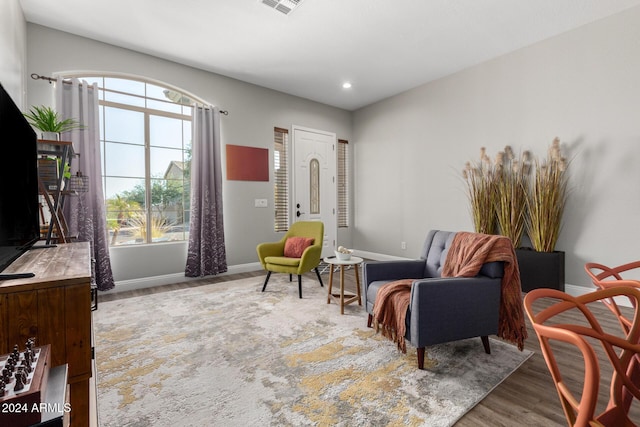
265 256 301 267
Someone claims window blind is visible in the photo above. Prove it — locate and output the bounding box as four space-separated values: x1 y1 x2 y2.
337 139 349 228
274 127 289 232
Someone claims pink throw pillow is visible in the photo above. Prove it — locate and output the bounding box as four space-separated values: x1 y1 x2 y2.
284 237 314 258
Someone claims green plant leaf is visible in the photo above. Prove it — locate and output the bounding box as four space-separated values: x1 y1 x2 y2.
23 105 84 133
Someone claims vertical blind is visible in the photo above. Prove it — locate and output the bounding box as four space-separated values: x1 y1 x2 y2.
337 139 349 228
274 127 289 232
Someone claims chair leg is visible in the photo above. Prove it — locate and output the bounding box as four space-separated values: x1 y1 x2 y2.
417 347 425 370
289 274 292 282
314 267 324 287
261 271 272 292
481 335 491 354
298 275 302 298
367 314 373 328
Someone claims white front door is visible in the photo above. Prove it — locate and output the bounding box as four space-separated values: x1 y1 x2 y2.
292 126 336 258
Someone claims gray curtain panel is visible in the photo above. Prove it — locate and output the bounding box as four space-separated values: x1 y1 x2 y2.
58 78 115 291
185 105 227 277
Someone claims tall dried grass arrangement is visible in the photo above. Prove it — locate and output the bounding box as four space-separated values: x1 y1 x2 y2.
494 146 531 248
526 138 568 252
462 147 497 235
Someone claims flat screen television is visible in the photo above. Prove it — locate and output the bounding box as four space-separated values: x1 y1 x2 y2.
0 83 40 278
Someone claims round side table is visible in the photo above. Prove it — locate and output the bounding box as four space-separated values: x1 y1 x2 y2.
323 256 363 314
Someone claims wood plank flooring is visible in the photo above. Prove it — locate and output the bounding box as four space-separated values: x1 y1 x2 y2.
99 265 639 426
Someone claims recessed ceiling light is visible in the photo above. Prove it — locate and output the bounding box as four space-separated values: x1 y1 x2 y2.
342 82 352 89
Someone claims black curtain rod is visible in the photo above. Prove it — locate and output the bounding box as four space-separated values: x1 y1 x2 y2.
30 73 229 115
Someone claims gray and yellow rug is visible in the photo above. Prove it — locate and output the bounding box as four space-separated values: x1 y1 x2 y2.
94 274 532 426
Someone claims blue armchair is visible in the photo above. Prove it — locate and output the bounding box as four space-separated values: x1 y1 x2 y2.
363 230 504 369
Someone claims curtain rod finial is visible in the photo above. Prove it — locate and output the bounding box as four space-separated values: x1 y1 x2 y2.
31 73 56 84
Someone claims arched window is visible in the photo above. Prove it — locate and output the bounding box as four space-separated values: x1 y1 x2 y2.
71 75 204 246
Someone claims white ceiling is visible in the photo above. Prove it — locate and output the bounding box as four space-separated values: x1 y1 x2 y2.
19 0 640 111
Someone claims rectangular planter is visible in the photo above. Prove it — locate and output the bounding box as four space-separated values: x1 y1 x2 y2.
515 248 565 292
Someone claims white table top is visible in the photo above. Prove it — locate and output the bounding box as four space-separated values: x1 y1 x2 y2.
323 256 363 266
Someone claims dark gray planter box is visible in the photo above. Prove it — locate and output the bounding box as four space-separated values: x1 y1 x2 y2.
515 248 565 292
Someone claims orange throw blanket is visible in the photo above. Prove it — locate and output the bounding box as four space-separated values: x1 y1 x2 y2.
372 279 414 353
373 232 528 353
442 232 528 350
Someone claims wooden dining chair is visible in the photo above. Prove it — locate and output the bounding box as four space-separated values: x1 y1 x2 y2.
524 287 640 427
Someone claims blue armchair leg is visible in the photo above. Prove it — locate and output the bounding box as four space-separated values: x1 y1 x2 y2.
417 348 425 369
481 336 491 354
261 271 272 292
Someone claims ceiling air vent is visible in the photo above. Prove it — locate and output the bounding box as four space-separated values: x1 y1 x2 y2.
260 0 305 16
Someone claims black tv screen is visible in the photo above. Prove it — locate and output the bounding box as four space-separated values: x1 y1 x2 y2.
0 83 40 273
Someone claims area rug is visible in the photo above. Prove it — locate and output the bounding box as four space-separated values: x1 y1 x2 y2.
94 274 532 426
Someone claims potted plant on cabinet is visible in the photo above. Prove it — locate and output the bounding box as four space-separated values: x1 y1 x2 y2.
23 105 83 142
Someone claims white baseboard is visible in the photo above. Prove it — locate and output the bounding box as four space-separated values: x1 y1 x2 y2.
108 262 262 294
352 250 412 261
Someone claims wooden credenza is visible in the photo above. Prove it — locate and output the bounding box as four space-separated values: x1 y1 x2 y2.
0 242 92 427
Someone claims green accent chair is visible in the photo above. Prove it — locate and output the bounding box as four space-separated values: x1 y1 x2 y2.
257 221 324 298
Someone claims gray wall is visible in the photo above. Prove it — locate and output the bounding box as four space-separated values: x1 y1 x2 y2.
353 6 640 288
14 6 640 288
26 24 353 282
0 0 28 107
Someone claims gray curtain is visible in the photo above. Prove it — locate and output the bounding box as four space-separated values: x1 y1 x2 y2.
57 78 115 291
185 105 227 277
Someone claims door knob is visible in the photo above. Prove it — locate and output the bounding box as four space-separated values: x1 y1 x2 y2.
296 210 304 217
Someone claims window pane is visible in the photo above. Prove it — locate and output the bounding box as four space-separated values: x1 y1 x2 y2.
145 83 170 100
104 177 146 205
149 178 185 242
104 142 145 177
150 115 183 149
150 146 183 178
104 91 145 108
183 123 191 146
146 99 182 114
104 107 144 144
104 78 145 96
105 175 147 246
